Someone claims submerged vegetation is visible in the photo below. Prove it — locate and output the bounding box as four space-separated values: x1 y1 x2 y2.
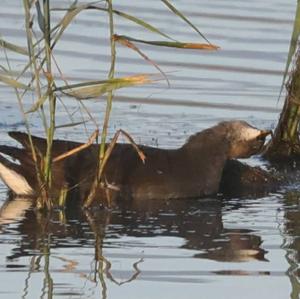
0 0 217 210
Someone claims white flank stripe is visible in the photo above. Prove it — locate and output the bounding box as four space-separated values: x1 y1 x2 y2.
0 162 33 195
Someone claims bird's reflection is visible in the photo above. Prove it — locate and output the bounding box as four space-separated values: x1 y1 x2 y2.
0 195 31 225
0 194 266 263
0 193 269 298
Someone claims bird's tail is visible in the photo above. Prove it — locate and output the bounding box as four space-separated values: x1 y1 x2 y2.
0 153 34 196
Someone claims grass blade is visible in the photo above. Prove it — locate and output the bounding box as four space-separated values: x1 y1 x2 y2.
53 130 98 162
51 3 92 49
54 4 175 41
0 74 31 90
161 0 211 44
35 0 45 33
25 91 49 114
278 1 300 101
114 35 170 86
56 75 152 99
0 39 28 55
113 35 219 50
83 129 145 208
55 119 90 129
103 7 174 41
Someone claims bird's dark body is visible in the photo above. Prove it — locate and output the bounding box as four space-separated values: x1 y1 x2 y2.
0 121 270 203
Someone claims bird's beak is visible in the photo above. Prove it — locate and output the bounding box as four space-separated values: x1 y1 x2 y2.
257 130 272 154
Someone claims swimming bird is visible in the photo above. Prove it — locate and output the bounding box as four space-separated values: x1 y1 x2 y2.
0 121 271 202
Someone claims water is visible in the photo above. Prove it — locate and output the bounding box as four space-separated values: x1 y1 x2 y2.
0 1 299 298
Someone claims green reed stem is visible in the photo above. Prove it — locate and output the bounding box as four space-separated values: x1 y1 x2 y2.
42 236 53 299
22 0 49 206
43 0 56 199
98 0 116 168
84 0 116 208
22 1 48 132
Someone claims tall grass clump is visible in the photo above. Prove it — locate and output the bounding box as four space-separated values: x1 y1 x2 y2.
0 0 218 210
264 1 300 160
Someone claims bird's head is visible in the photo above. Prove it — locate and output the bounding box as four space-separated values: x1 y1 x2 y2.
220 120 271 159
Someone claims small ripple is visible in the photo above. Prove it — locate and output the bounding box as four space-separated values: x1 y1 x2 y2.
0 121 25 129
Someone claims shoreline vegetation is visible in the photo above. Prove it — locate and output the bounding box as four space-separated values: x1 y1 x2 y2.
0 0 218 210
0 0 300 210
264 1 300 160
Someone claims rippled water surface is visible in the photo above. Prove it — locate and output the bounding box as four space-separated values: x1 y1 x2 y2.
0 1 300 298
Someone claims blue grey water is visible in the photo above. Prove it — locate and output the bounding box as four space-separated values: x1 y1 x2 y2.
0 1 299 298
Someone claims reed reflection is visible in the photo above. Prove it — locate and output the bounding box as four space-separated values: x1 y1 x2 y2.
0 194 267 298
282 191 300 299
